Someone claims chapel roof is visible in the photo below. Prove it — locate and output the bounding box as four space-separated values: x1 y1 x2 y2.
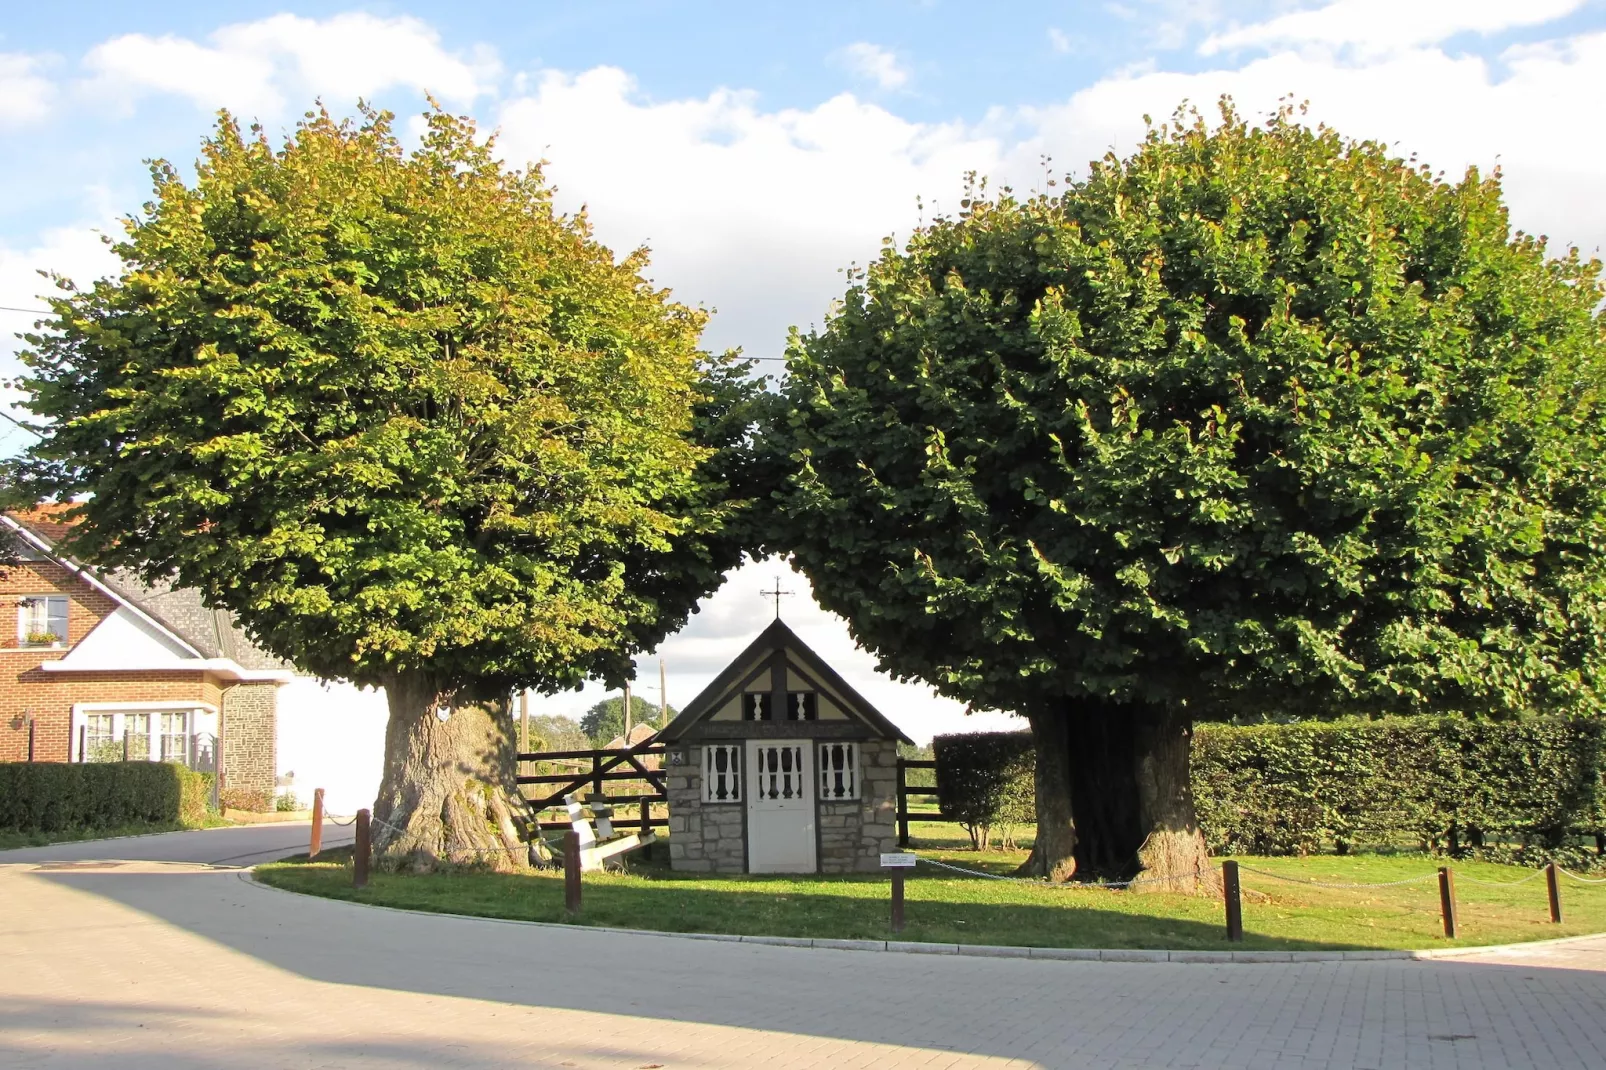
657 617 911 744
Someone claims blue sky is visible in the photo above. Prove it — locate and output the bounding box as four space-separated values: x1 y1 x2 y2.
4 0 1605 736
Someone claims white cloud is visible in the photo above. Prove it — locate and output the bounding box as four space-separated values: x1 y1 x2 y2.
831 42 910 90
1200 0 1587 56
1019 30 1606 256
493 67 1003 356
0 53 56 126
82 13 500 117
1048 27 1074 54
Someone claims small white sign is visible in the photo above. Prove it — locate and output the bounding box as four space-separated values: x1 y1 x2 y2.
880 852 917 868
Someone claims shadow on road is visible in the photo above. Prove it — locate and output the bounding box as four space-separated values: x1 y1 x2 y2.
26 866 1606 1068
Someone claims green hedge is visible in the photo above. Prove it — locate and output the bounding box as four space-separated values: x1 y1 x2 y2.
930 718 1606 865
932 731 1035 849
0 762 214 832
1193 717 1606 864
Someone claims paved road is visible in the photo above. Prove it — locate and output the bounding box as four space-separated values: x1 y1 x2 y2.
2 827 1605 1069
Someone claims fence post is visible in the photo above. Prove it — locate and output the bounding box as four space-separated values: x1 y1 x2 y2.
1222 860 1244 943
591 752 603 797
891 869 905 933
640 797 651 835
1546 861 1563 924
77 724 85 763
354 809 371 889
309 788 325 860
564 830 582 913
896 758 910 848
26 715 35 762
1438 866 1457 938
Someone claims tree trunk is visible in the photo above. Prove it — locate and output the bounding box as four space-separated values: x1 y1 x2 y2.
1017 708 1078 881
371 671 529 873
1067 711 1146 879
1131 706 1216 895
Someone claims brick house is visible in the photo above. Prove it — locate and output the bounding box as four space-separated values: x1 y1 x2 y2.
0 507 390 810
657 618 911 874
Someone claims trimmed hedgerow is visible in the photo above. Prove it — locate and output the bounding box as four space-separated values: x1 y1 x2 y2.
1193 717 1606 865
931 719 1606 866
932 731 1035 849
0 762 213 832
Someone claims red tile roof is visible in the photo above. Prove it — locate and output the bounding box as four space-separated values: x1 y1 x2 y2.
5 503 82 546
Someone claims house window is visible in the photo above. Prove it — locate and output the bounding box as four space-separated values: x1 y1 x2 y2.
124 712 151 761
85 713 118 763
703 743 741 802
159 712 188 764
741 693 773 721
819 742 859 800
80 709 196 764
786 692 818 721
17 595 67 645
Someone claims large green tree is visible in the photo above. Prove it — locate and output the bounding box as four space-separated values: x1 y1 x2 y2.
11 105 760 868
767 104 1606 886
580 695 676 745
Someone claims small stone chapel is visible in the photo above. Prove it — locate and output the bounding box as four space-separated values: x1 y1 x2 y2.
658 618 911 874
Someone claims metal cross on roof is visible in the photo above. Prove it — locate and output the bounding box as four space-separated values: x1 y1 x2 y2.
760 575 795 620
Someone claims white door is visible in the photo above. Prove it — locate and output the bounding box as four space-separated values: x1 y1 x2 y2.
745 740 816 873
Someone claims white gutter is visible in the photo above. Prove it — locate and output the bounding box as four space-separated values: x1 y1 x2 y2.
36 657 295 683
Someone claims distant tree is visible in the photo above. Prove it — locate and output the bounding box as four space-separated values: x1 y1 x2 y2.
526 714 588 753
10 104 761 870
767 102 1606 887
581 695 675 746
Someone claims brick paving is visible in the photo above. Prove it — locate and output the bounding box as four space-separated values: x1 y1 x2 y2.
2 826 1605 1068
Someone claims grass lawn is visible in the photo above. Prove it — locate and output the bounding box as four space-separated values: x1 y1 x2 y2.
253 819 1606 952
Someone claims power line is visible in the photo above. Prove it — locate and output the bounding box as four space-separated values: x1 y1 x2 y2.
0 305 51 315
0 410 41 438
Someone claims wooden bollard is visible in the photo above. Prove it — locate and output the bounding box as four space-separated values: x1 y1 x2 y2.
1547 862 1563 924
26 716 35 762
1438 866 1457 938
563 831 582 913
354 809 371 889
1223 860 1244 943
891 870 906 933
309 788 325 859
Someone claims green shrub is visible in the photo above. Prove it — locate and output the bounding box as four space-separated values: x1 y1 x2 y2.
0 762 214 832
932 731 1035 849
1192 717 1606 865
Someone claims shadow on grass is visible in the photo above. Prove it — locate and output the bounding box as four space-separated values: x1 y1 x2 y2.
255 854 1362 952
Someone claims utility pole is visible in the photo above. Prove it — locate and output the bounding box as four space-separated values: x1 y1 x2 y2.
623 679 632 742
659 657 668 725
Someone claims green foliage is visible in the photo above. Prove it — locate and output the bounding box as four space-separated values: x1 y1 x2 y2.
580 696 674 746
1193 717 1606 866
0 761 212 832
932 731 1035 849
11 104 761 696
524 714 589 753
276 791 303 812
898 741 935 788
768 101 1606 722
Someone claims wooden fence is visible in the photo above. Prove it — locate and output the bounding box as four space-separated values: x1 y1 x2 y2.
516 745 670 834
896 757 962 847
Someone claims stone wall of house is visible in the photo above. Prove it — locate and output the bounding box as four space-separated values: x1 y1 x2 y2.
222 682 278 809
819 739 900 874
665 742 746 873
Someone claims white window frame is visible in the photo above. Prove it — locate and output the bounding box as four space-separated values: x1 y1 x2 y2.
71 702 216 765
702 743 742 803
818 741 860 801
16 594 68 646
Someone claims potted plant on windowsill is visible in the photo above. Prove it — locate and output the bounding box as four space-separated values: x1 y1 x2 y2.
24 630 63 648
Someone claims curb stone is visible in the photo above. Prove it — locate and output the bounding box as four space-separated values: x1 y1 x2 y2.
242 871 1606 965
